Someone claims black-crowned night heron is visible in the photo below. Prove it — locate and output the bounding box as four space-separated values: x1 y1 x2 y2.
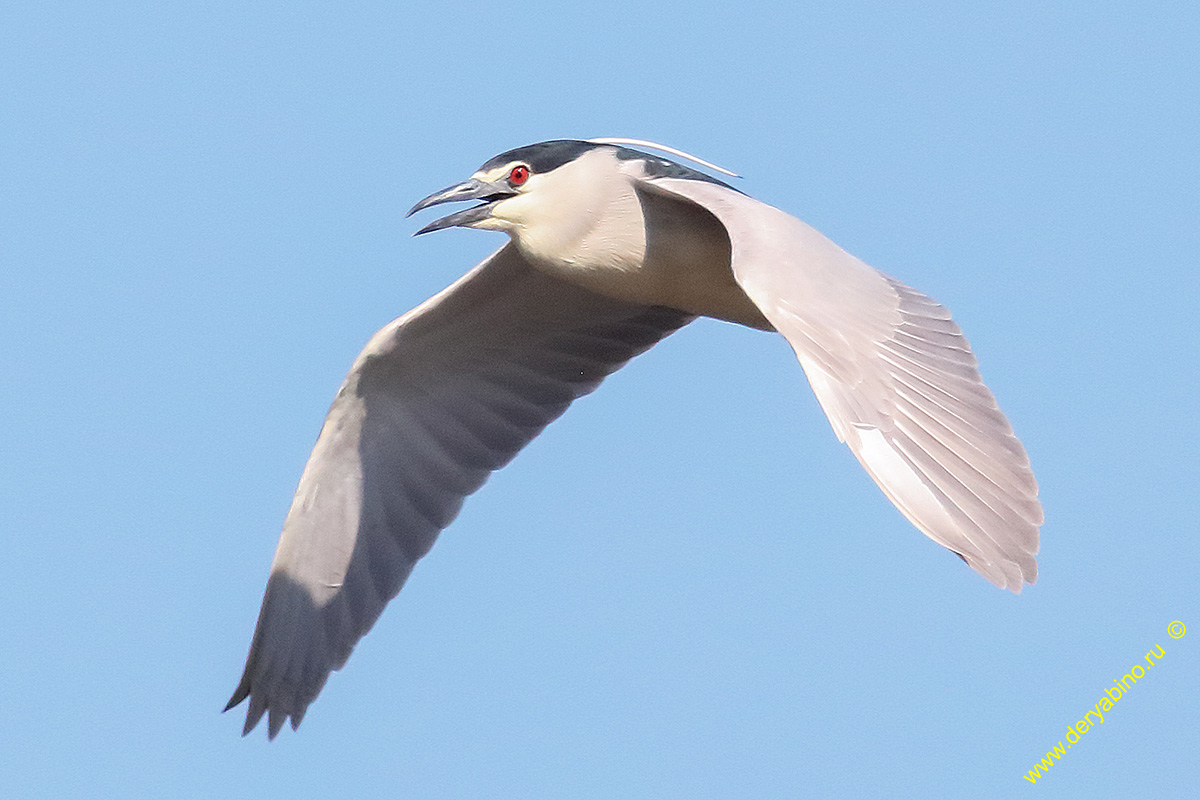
227 138 1042 738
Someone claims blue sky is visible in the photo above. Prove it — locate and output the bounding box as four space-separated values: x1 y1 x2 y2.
2 2 1197 797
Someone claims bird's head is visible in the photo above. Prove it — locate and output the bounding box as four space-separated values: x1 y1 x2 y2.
408 139 740 272
408 140 614 238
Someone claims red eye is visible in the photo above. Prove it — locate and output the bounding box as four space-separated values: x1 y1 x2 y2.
508 165 530 186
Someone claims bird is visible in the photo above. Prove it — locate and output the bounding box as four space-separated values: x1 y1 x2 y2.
226 137 1042 738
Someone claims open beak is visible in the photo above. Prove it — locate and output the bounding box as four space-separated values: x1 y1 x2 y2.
406 178 518 235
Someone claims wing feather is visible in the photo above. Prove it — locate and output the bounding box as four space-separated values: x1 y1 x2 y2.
227 244 691 736
644 177 1042 591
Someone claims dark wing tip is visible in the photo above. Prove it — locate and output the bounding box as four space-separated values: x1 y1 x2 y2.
223 674 273 737
225 573 332 739
223 679 250 714
223 665 308 739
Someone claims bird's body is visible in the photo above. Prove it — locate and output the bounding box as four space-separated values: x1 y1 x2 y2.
227 139 1042 738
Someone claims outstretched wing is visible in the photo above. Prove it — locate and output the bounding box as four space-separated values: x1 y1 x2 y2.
227 243 692 737
641 177 1042 591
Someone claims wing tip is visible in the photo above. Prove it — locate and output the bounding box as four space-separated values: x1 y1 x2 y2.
226 570 338 738
961 550 1037 594
224 679 307 739
223 690 247 715
222 675 268 737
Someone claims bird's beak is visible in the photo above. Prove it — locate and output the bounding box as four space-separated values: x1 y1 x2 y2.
406 178 518 235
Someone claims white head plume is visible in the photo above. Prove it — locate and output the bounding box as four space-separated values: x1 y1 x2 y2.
588 138 741 178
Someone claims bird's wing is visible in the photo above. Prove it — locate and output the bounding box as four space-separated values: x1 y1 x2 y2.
640 177 1042 591
227 243 692 737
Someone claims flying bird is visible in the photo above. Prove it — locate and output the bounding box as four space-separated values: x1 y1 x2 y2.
227 138 1042 738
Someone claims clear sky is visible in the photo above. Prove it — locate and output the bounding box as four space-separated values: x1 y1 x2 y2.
2 2 1197 797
